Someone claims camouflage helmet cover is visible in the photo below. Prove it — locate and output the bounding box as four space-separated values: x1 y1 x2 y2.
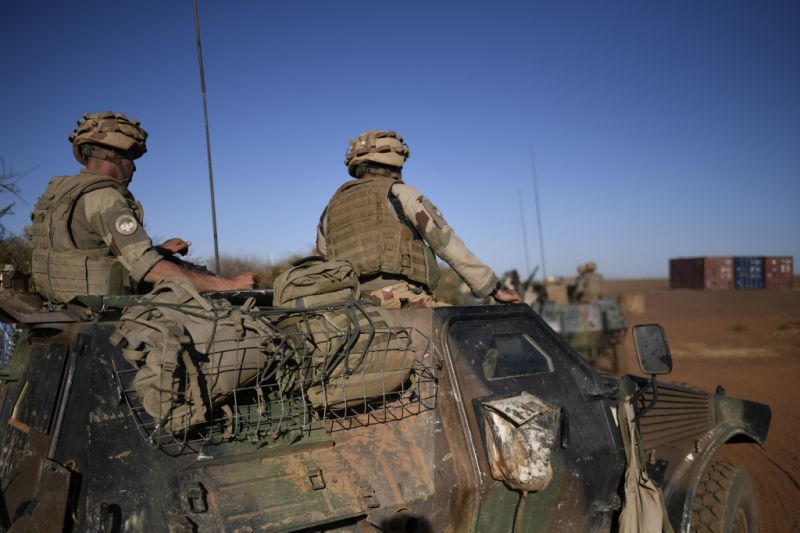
586 261 597 273
344 130 410 177
69 111 148 164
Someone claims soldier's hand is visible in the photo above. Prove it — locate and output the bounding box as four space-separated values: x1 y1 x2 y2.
159 238 191 255
493 288 522 304
228 272 259 290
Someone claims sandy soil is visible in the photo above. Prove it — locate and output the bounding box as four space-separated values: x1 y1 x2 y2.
605 279 800 533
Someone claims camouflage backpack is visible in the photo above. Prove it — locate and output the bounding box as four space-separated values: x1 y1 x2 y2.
110 279 278 435
272 257 417 409
275 302 417 409
272 256 360 308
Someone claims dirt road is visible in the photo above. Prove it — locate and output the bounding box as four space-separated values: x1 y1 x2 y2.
606 279 800 533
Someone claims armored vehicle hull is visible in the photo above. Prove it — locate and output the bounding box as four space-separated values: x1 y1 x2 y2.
538 298 628 373
0 297 770 532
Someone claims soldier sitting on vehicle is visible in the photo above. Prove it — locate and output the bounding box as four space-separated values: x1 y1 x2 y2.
29 111 257 305
316 130 520 309
571 261 604 303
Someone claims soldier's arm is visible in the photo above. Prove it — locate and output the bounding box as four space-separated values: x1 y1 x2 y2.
83 189 255 291
82 188 162 282
145 260 256 292
390 183 501 299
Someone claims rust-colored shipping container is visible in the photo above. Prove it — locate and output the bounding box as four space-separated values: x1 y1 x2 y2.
764 256 794 289
704 257 734 289
669 257 733 290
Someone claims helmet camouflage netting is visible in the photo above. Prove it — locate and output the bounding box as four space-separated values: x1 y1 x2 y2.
344 130 410 177
69 111 148 164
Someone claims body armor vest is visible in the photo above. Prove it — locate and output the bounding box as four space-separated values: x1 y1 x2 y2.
29 172 142 304
325 177 439 289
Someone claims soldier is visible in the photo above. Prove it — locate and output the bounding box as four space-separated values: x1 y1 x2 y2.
573 261 604 303
29 111 256 305
316 130 520 309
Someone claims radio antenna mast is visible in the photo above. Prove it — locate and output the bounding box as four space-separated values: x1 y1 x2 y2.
517 190 531 277
529 144 547 281
193 0 221 273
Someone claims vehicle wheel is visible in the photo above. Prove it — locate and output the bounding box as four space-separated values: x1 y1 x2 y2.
690 459 757 533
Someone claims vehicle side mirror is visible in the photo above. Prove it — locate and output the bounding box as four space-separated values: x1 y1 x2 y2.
632 324 672 375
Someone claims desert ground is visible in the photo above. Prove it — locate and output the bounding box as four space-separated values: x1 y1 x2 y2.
605 278 800 533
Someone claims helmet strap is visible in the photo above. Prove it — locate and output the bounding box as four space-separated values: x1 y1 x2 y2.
82 145 134 181
355 163 401 179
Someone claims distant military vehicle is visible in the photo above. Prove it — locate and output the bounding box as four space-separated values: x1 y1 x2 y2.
538 298 628 373
0 286 769 532
502 270 629 373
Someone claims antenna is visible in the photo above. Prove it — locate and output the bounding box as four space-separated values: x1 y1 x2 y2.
529 144 547 281
193 0 221 273
517 190 531 277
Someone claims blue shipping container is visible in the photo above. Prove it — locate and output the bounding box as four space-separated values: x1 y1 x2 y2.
734 256 765 289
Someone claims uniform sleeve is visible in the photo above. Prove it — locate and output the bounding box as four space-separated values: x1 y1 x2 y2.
391 183 500 298
315 207 328 256
82 188 163 282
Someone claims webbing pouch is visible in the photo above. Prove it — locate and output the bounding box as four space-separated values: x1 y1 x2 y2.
273 256 361 308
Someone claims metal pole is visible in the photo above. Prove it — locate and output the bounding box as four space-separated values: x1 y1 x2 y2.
529 145 546 281
517 190 531 278
193 0 221 273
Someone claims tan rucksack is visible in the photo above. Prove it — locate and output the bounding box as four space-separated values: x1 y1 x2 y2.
272 257 417 409
273 256 360 308
111 279 277 435
275 302 417 409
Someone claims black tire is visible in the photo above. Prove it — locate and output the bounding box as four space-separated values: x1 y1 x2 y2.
691 459 757 533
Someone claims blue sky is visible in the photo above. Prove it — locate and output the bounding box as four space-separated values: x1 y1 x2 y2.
1 1 798 278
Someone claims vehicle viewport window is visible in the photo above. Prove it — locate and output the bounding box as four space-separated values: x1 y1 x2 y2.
450 321 554 380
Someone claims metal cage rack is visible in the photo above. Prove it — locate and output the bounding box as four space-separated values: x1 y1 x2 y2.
112 303 440 457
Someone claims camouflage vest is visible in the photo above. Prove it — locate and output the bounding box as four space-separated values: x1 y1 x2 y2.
29 172 143 304
325 176 439 288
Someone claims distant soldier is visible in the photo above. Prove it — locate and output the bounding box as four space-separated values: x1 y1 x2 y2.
573 261 604 303
316 130 520 309
29 111 256 305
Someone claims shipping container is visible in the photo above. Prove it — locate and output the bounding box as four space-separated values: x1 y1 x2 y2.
669 257 733 289
764 256 794 289
703 257 734 290
670 258 703 289
733 256 765 290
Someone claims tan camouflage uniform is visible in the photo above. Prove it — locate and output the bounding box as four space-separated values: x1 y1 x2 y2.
318 181 499 308
573 263 604 303
29 112 162 304
74 175 162 279
29 170 162 303
580 272 605 302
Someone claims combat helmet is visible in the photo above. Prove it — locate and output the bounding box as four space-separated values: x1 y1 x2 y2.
586 261 597 273
69 111 148 165
344 130 410 178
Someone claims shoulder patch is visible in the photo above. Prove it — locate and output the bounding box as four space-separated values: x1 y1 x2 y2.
420 197 448 229
115 214 138 236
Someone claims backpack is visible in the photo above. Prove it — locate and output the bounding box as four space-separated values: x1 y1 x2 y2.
275 302 417 409
272 256 360 308
272 257 417 409
110 279 278 435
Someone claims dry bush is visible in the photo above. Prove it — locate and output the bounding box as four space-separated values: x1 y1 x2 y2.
434 266 482 305
215 252 312 289
0 236 31 274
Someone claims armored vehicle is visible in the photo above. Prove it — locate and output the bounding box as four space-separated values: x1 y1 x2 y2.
538 298 628 374
502 271 629 373
0 288 770 532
